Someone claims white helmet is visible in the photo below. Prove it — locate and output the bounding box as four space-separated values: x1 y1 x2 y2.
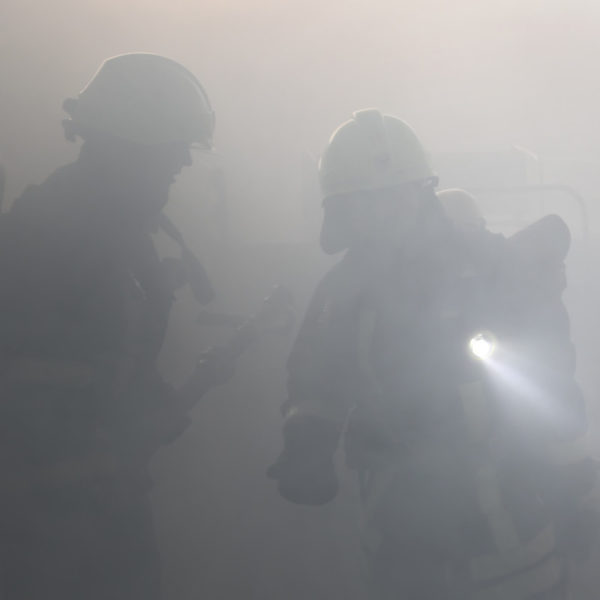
318 109 436 199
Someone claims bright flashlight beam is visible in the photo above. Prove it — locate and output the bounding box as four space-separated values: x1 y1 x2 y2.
480 346 574 430
469 332 495 360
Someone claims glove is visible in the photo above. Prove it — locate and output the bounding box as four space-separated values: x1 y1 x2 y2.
267 414 339 506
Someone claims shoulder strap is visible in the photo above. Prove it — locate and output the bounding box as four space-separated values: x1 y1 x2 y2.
157 213 214 305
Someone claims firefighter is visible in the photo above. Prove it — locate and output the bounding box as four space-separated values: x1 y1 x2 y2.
438 187 486 233
0 53 218 599
268 110 592 599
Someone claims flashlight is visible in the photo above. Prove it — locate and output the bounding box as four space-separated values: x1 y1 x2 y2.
468 331 496 360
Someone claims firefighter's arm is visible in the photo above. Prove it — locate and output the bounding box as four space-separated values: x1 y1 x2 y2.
267 280 353 506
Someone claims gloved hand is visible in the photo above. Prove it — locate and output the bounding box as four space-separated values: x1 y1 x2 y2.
267 414 339 506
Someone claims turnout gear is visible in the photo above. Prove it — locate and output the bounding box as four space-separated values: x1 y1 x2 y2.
279 225 585 598
62 53 215 146
0 53 221 600
318 109 436 200
0 165 179 599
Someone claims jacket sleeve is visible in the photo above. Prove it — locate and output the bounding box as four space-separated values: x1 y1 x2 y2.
267 265 364 505
283 265 363 429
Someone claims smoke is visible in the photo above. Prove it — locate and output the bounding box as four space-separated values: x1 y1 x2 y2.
3 1 600 597
3 0 600 233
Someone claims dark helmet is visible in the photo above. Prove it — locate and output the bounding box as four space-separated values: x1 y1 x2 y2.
63 53 215 147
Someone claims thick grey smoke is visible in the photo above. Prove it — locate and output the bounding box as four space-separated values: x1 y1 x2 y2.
4 0 600 233
2 1 600 597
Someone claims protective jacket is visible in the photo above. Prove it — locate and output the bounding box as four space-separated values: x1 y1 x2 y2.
0 157 196 599
276 215 591 599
